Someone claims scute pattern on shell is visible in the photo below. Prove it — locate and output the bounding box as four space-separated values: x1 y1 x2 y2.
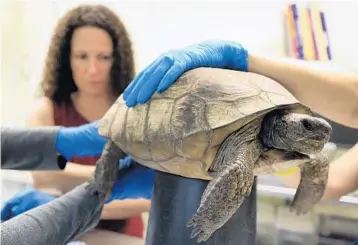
99 67 308 180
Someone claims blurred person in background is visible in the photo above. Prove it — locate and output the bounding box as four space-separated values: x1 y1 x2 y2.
4 4 149 244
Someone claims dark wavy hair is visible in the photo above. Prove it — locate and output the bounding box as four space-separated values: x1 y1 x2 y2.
40 4 135 106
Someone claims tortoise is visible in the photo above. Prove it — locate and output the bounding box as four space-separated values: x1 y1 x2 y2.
98 67 332 242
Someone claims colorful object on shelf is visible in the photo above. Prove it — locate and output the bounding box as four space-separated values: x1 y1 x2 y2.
284 2 332 61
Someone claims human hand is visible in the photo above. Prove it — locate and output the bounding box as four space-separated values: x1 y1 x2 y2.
118 155 133 170
56 121 107 160
1 188 56 221
106 158 155 203
123 39 248 107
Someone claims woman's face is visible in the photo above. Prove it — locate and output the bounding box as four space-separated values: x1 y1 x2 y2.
70 26 114 96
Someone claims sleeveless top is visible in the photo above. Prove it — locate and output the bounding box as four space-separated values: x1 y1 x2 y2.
52 102 144 238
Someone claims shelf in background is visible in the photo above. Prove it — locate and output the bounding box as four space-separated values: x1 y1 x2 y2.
257 182 358 205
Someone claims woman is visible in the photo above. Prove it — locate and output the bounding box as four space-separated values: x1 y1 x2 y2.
26 4 149 241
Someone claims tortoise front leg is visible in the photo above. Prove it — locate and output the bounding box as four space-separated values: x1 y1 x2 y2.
290 152 329 215
186 135 262 243
90 140 127 200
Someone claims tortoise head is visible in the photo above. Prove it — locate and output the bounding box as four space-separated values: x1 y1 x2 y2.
260 110 332 155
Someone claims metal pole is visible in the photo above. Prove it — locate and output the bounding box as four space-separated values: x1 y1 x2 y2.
145 171 258 245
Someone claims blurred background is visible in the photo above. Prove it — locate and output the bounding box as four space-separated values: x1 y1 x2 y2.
1 0 358 244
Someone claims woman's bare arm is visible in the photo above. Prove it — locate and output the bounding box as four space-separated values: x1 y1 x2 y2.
101 199 151 220
248 54 358 129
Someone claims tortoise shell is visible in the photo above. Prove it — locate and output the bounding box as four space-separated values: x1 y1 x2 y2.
98 67 311 180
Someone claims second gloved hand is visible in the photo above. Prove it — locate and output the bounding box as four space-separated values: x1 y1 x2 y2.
1 188 56 221
56 121 107 160
106 157 155 203
118 155 133 170
123 40 249 107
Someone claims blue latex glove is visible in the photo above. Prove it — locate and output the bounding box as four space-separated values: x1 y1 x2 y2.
118 155 133 170
1 187 56 221
56 121 107 160
106 158 155 203
123 40 248 107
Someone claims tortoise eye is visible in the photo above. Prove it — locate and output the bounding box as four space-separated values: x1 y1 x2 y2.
302 119 313 130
